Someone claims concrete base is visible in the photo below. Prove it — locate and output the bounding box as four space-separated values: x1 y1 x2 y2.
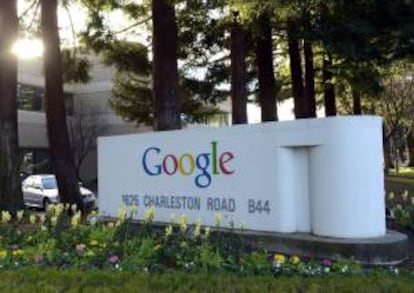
242 230 408 265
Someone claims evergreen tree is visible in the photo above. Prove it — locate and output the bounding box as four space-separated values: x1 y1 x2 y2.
41 0 83 210
0 0 24 213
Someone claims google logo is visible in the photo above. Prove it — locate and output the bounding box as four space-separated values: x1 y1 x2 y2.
142 141 235 188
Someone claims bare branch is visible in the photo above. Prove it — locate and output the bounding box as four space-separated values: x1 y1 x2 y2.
113 15 152 35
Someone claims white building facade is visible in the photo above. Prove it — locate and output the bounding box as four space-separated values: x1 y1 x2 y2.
17 57 149 186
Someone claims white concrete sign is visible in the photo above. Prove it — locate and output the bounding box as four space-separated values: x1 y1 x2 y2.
98 116 385 238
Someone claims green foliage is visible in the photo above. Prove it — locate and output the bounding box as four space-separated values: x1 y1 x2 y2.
240 251 273 275
61 50 92 84
0 205 410 281
386 190 414 230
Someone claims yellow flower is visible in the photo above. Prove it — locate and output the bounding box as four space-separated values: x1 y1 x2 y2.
38 214 46 225
50 216 58 227
55 203 64 216
214 213 221 227
194 218 202 238
290 255 301 265
89 240 99 246
274 254 286 264
204 227 211 239
12 249 25 257
71 211 81 228
46 204 55 214
194 225 201 238
29 214 36 225
165 225 173 238
17 210 24 222
130 204 138 217
144 206 155 223
118 204 127 222
0 250 7 260
1 211 12 223
179 214 188 233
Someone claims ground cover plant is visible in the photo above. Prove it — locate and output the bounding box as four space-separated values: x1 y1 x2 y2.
387 190 414 230
0 204 412 290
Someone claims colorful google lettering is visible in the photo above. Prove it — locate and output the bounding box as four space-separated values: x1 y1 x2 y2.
141 141 235 188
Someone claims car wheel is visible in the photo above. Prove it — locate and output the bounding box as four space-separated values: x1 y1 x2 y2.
43 198 51 211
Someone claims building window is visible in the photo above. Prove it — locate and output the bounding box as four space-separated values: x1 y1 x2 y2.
17 83 74 115
20 148 51 175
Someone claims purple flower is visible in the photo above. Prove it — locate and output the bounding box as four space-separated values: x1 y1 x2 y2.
322 259 332 267
9 244 19 251
109 255 119 264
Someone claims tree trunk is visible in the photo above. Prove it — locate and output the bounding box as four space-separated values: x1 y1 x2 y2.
304 40 316 118
0 0 24 213
407 130 414 167
352 88 362 115
287 20 307 119
152 0 181 130
41 0 83 210
255 14 278 122
383 124 394 174
230 13 248 124
323 53 336 116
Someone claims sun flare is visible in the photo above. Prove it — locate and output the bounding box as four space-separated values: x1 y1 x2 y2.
12 38 43 59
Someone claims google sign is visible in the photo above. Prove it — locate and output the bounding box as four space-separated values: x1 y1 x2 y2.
98 116 385 239
141 141 235 188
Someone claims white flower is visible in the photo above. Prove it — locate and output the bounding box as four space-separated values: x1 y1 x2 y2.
17 210 24 222
401 190 408 201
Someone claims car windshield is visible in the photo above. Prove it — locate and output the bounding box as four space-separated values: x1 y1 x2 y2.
42 177 57 189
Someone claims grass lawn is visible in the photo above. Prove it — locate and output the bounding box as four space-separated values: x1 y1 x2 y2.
388 167 414 178
386 167 414 186
0 269 413 292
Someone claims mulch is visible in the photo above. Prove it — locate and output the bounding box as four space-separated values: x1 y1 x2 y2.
387 221 414 271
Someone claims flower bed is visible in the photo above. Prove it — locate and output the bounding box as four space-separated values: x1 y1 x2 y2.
387 190 414 230
0 204 409 277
